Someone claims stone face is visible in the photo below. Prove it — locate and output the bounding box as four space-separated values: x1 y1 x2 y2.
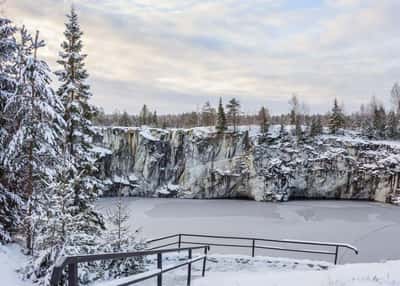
93 126 400 204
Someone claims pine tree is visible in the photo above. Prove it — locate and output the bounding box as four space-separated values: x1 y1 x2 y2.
139 104 148 126
289 94 299 125
386 111 398 139
0 18 21 243
98 194 145 280
391 82 400 114
216 97 226 133
226 98 240 132
310 115 323 137
258 106 270 134
119 111 132 126
328 98 345 134
152 110 158 127
373 104 386 138
201 101 216 126
55 6 104 258
4 27 65 255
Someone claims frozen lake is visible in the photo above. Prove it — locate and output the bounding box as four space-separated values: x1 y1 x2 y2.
96 198 400 264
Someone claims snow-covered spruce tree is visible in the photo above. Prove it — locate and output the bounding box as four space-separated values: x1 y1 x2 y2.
258 106 270 134
216 97 227 133
55 6 105 269
201 101 216 126
386 111 398 139
226 98 240 132
328 98 345 134
310 115 323 137
0 18 22 243
372 104 386 138
98 194 145 281
4 27 65 255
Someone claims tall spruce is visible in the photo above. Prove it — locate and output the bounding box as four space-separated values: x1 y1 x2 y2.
55 7 104 256
226 98 240 132
328 98 345 134
0 18 21 243
258 106 270 134
310 115 323 137
386 111 398 139
4 27 65 255
216 97 227 133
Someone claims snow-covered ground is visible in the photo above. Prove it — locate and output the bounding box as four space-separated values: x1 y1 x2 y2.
97 198 400 263
0 244 30 286
193 259 400 286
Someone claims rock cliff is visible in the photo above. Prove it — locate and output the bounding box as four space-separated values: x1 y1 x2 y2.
93 126 400 204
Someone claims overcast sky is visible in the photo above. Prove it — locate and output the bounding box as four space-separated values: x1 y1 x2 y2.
5 0 400 114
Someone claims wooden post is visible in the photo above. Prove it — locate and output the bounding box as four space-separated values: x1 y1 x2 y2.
252 239 255 257
187 249 192 286
157 253 162 286
68 263 78 286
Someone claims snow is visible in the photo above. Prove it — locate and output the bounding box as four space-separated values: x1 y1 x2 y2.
193 259 400 286
0 243 30 286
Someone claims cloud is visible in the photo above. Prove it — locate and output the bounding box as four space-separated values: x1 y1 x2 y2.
5 0 400 114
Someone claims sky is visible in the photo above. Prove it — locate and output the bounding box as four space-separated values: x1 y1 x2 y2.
5 0 400 115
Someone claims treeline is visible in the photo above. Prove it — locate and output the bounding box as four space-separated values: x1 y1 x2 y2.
0 10 141 285
94 85 400 140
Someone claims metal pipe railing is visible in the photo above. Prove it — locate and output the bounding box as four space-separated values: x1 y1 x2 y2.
50 245 209 286
146 233 358 265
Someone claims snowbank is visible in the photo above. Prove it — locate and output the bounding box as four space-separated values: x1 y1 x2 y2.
0 243 30 286
193 259 400 286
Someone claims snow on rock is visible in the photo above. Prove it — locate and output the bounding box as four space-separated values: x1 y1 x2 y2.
93 126 400 204
0 243 30 286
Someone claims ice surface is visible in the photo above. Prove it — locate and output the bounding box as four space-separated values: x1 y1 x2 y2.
96 198 400 263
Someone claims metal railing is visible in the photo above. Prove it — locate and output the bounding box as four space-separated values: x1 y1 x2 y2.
147 233 358 265
50 245 209 286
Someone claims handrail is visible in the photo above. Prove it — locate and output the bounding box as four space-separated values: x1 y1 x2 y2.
50 245 209 286
146 233 358 264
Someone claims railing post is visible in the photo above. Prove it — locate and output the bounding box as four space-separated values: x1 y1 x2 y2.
157 253 163 286
202 246 208 277
252 239 255 257
68 262 78 286
178 234 182 249
334 246 339 265
187 249 192 286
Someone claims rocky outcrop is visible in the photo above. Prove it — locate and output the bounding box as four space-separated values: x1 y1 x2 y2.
93 126 400 204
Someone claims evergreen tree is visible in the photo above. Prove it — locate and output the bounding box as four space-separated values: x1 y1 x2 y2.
139 104 148 126
118 111 132 126
289 94 299 125
258 106 270 134
295 114 302 139
226 98 240 132
386 111 398 139
55 6 104 260
373 104 386 138
0 17 21 243
201 101 216 126
4 28 65 254
215 97 226 133
310 115 323 137
152 110 158 127
391 82 400 114
328 98 345 134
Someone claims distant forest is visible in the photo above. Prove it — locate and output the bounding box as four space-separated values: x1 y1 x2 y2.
94 86 400 140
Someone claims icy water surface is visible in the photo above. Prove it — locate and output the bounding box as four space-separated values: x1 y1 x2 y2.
96 198 400 263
